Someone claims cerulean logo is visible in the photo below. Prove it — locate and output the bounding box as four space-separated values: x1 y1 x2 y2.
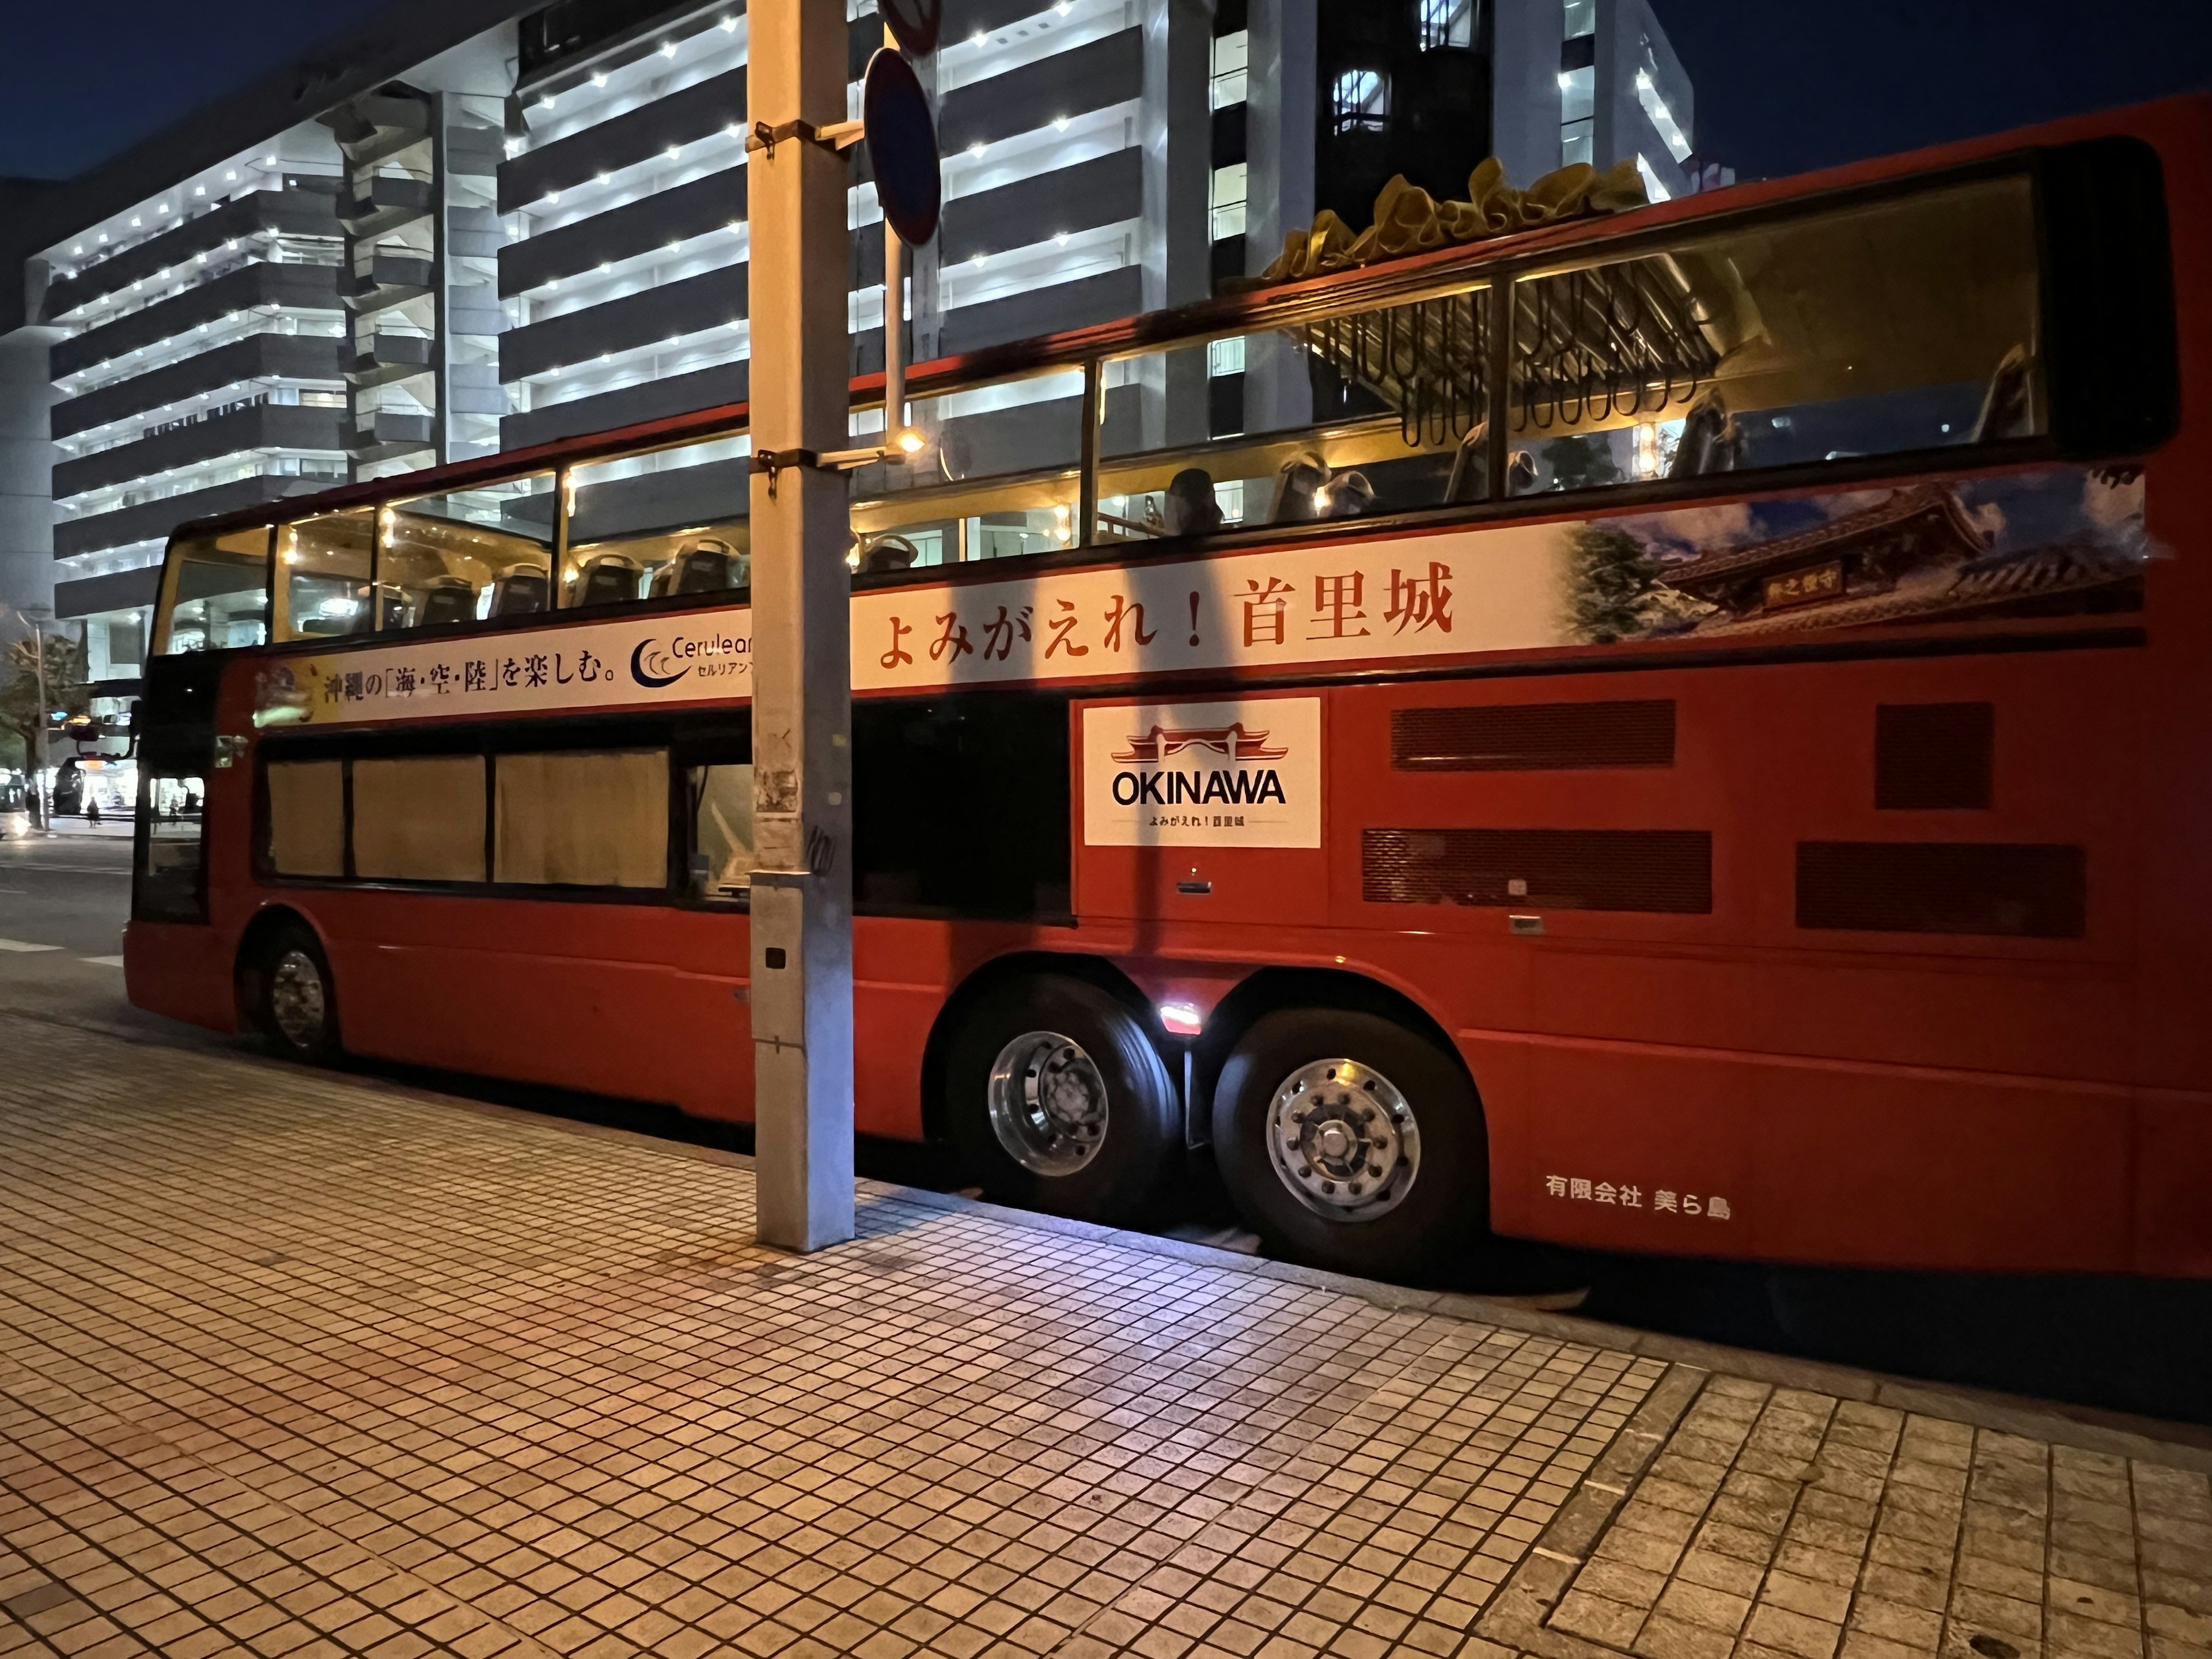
630 641 691 689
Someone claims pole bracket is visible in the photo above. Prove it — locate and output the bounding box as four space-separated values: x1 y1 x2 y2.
745 119 865 158
750 445 897 497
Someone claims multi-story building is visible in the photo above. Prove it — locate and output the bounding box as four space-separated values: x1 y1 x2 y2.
0 0 1694 715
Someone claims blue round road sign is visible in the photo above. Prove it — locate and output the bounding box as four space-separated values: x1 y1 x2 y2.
881 0 941 57
864 48 940 248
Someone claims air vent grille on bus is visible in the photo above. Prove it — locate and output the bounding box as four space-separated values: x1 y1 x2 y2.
1796 842 2084 937
1875 702 1994 809
1363 828 1712 913
1392 700 1676 770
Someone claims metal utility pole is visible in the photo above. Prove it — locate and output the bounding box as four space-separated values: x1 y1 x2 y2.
746 0 856 1253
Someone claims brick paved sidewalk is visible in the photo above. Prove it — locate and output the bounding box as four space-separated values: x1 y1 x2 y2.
0 1014 2206 1659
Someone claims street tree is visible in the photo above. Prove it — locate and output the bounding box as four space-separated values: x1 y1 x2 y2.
0 633 91 773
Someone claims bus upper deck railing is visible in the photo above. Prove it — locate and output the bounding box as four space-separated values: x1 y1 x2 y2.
154 148 2084 657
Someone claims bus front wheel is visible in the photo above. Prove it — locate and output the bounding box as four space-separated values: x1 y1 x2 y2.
249 923 343 1065
1212 1009 1486 1282
944 974 1180 1225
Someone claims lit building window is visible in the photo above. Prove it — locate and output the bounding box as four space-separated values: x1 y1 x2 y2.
1635 66 1693 162
1208 336 1245 377
1558 61 1596 166
1418 0 1474 50
1330 69 1389 134
1558 64 1595 123
1210 31 1248 111
1210 163 1247 241
1636 154 1673 200
1563 0 1596 38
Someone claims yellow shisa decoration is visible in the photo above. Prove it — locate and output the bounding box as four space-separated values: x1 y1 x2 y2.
1256 156 1650 285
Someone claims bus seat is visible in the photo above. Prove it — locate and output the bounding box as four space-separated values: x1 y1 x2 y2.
1669 388 1746 478
650 540 741 597
416 578 476 627
1972 344 2036 442
1270 453 1330 523
579 554 642 607
487 566 549 616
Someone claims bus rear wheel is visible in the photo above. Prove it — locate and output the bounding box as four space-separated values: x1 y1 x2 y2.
944 974 1180 1225
249 923 342 1065
1211 1008 1486 1282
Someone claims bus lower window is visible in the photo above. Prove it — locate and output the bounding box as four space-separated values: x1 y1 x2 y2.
353 756 486 882
1508 175 2041 494
688 764 755 900
494 750 670 888
266 760 345 878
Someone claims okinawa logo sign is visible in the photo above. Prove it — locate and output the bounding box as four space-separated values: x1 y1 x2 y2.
1083 699 1321 848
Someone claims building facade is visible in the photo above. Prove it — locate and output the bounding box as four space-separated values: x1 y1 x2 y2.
0 0 1694 711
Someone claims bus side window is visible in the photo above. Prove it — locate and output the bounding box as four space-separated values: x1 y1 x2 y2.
493 750 671 889
1507 173 2044 494
688 763 755 902
265 760 346 878
852 696 1071 921
353 756 487 883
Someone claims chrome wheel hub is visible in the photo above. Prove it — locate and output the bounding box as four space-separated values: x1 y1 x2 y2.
1267 1058 1419 1220
987 1029 1108 1176
269 949 327 1049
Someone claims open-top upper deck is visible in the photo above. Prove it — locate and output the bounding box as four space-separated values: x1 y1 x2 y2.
149 100 2184 680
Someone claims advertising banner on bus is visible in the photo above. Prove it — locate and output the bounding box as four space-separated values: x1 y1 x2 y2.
253 464 2144 729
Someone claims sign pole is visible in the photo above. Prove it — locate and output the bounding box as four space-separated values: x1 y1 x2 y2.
747 0 855 1253
882 20 904 452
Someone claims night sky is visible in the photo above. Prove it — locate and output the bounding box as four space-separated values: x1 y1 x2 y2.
1 1 2209 187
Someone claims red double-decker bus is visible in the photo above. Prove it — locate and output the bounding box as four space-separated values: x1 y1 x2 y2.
128 98 2205 1282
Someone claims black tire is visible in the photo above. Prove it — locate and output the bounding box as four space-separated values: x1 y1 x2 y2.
247 922 343 1064
944 974 1180 1225
1211 1007 1486 1281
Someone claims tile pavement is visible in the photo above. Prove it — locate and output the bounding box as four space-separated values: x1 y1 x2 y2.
0 1012 2204 1659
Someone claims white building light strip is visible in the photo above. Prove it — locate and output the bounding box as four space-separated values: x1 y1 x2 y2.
942 100 1141 202
57 537 170 581
937 0 1127 93
525 14 747 150
1634 69 1693 164
59 310 346 401
940 217 1140 312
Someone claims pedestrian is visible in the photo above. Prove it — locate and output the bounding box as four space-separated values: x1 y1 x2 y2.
86 796 100 827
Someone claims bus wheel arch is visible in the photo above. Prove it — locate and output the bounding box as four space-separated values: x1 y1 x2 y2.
234 906 343 1063
925 952 1181 1225
1199 968 1490 1281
